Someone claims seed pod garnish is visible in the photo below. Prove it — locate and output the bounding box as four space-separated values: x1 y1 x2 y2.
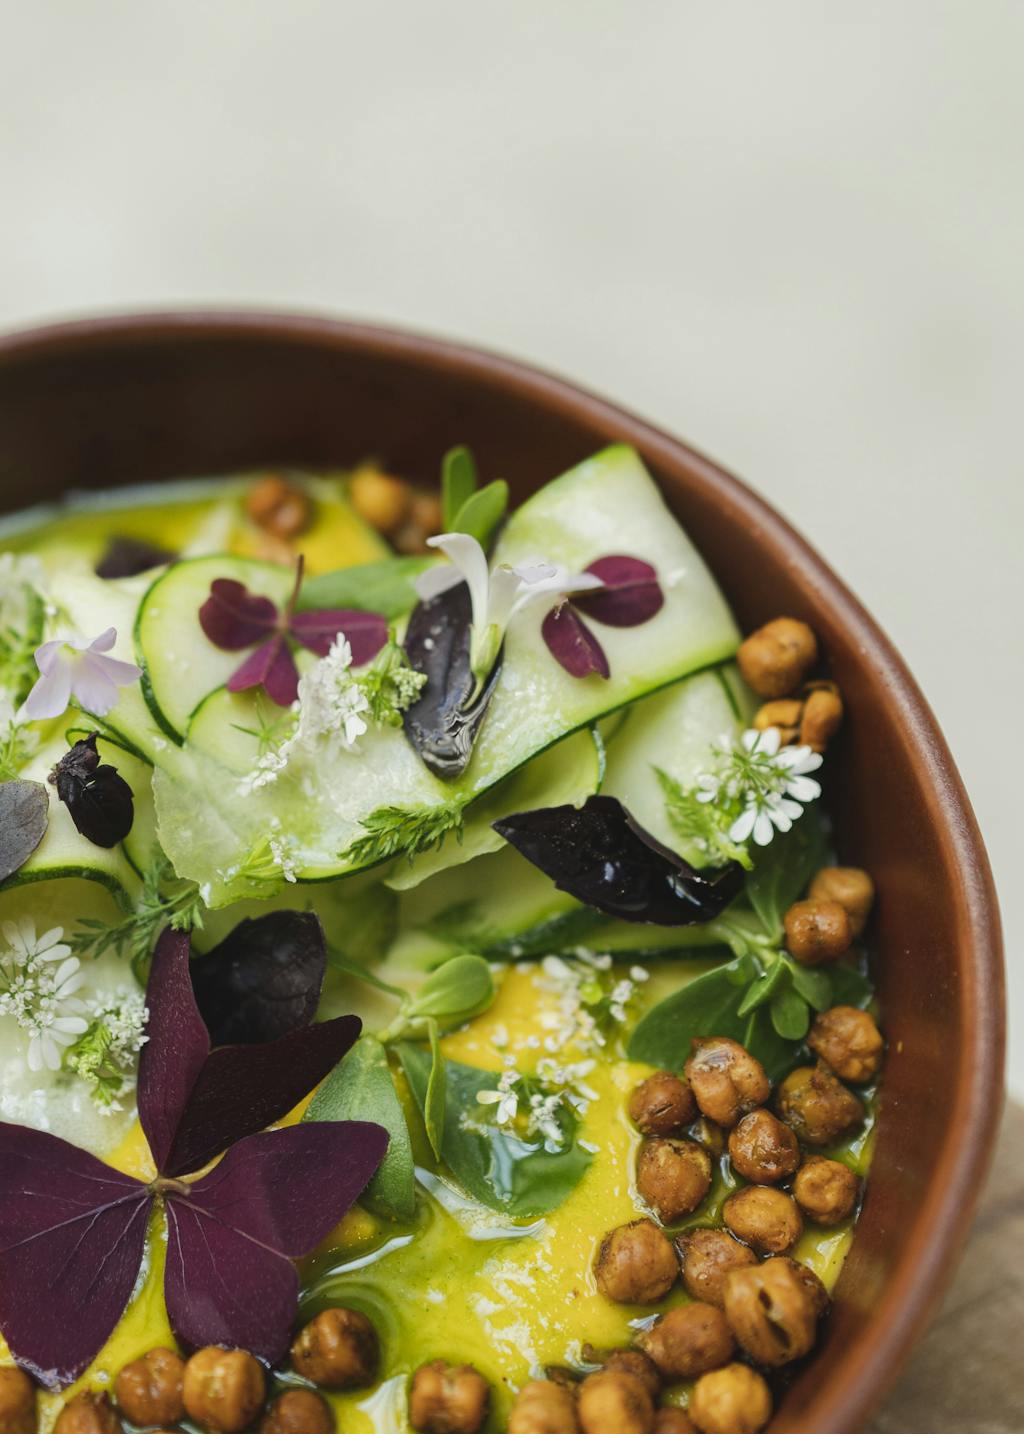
50 733 135 848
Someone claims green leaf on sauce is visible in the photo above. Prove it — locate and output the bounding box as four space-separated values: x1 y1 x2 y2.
398 1046 593 1218
304 1035 416 1221
744 803 828 941
297 556 435 619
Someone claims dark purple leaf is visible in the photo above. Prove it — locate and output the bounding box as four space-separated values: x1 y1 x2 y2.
137 929 211 1174
494 795 743 925
49 734 134 848
95 536 176 579
0 780 48 882
227 635 300 707
190 911 326 1046
541 603 610 680
199 578 280 651
290 609 389 664
573 555 664 627
0 1123 149 1389
164 1122 388 1360
163 1015 362 1177
402 582 501 780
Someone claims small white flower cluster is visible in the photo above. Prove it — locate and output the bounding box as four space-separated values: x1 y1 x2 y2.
221 818 301 886
534 951 649 1052
0 919 87 1072
476 1062 521 1125
696 727 822 847
475 1051 600 1148
64 987 150 1114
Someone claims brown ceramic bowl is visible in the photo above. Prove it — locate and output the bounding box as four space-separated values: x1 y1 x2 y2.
0 312 1004 1431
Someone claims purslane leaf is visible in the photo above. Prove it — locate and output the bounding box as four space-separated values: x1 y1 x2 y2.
442 446 478 529
0 1123 149 1389
450 479 508 551
407 954 495 1026
297 557 435 620
745 804 827 940
304 1036 416 1220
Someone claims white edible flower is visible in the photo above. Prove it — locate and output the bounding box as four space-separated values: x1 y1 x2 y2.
20 627 141 721
415 532 603 688
476 1068 520 1125
696 726 823 848
0 919 88 1072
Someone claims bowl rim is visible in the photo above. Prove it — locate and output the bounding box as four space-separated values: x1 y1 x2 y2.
0 307 1006 1430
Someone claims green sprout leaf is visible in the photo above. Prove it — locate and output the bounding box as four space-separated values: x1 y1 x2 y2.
297 556 436 620
770 985 812 1041
745 803 827 941
423 1019 447 1160
450 480 509 551
407 954 495 1027
441 446 478 529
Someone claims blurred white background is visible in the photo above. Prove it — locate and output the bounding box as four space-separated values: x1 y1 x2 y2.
1 2 1020 1091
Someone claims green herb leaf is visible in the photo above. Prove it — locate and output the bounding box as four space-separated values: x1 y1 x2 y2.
343 800 464 868
397 1046 593 1217
325 948 406 999
450 480 509 551
441 446 478 529
745 803 827 940
787 958 832 1012
297 557 435 620
303 1035 415 1220
329 884 399 968
826 961 874 1008
422 1018 447 1160
736 957 788 1016
770 986 811 1040
407 954 495 1026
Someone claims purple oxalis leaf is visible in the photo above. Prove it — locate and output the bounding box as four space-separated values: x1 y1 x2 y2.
573 555 664 627
0 1124 149 1389
137 929 210 1174
164 1123 388 1360
541 603 610 680
226 634 300 707
199 578 280 650
290 608 389 664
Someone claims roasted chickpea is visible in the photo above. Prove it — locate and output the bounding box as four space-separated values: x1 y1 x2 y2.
409 1362 490 1434
808 1005 884 1083
688 1364 772 1434
736 618 817 699
290 1307 379 1389
349 466 412 535
636 1138 713 1223
245 474 313 538
0 1367 36 1434
629 1072 696 1136
409 491 444 537
723 1257 826 1367
799 682 843 752
182 1347 265 1433
654 1411 697 1434
776 1063 864 1146
639 1303 735 1381
578 1370 654 1434
684 1039 770 1129
53 1393 122 1434
600 1351 661 1401
752 698 803 744
594 1220 678 1304
508 1380 580 1434
676 1228 758 1308
723 1186 803 1255
793 1155 861 1225
115 1348 185 1426
727 1110 800 1184
544 1367 581 1392
259 1389 334 1434
808 866 875 938
783 899 853 965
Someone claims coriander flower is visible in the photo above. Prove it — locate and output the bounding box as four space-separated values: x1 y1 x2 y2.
415 532 603 690
0 918 88 1071
476 1068 520 1125
21 627 142 722
697 727 823 848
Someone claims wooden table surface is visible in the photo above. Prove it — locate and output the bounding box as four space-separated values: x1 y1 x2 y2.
866 1102 1023 1432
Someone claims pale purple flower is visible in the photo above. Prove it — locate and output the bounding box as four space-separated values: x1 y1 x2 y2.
20 628 142 722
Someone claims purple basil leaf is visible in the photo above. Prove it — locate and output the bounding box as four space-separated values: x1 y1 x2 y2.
0 779 49 882
541 603 610 680
290 609 389 665
50 734 135 848
227 635 300 707
162 1015 363 1177
494 794 743 926
573 555 664 627
402 581 501 780
137 928 211 1174
200 578 280 651
95 536 176 580
190 911 326 1046
164 1122 388 1361
0 1123 149 1389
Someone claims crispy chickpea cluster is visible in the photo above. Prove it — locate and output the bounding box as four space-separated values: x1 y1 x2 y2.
115 1346 185 1427
809 1005 884 1083
629 1072 696 1136
594 1219 679 1304
676 1229 757 1308
53 1392 122 1434
182 1347 265 1433
684 1038 770 1128
0 1367 36 1434
290 1306 379 1390
636 1138 713 1223
409 1361 490 1434
348 464 443 553
776 1062 865 1146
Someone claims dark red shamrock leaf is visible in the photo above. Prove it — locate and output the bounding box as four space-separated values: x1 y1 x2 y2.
199 557 388 707
164 1123 388 1360
540 604 610 680
190 911 326 1046
573 555 664 627
0 1123 150 1389
139 929 360 1177
49 733 135 848
494 794 743 926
